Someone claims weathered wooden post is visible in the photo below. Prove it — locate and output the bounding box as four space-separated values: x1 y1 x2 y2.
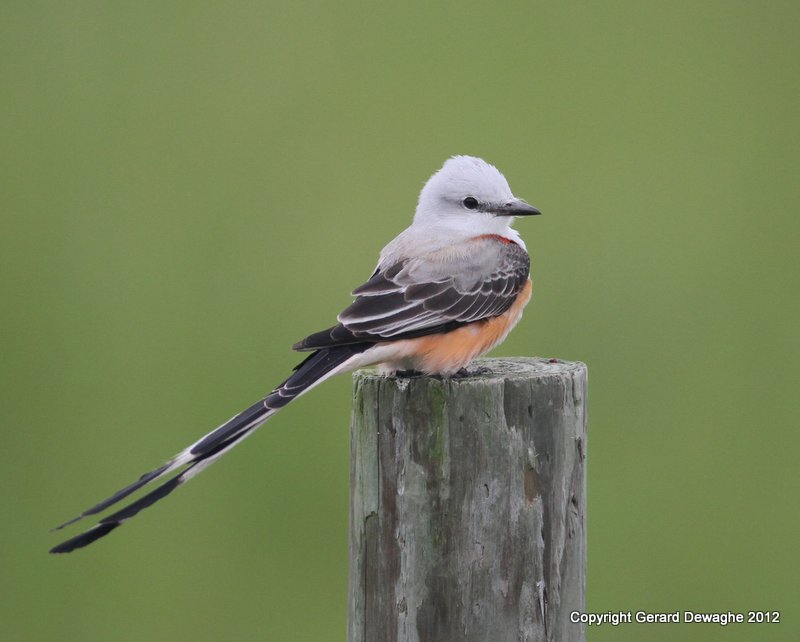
348 357 587 642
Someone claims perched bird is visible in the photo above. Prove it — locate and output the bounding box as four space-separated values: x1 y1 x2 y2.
50 155 541 553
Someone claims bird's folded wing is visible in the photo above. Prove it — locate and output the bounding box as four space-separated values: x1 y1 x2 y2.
294 237 530 350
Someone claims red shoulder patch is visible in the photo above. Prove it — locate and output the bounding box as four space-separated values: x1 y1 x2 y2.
475 233 517 246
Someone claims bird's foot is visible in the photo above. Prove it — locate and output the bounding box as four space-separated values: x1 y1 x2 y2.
394 369 426 378
449 366 492 379
393 366 492 380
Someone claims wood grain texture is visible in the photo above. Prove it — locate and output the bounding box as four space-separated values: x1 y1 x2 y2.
349 358 588 642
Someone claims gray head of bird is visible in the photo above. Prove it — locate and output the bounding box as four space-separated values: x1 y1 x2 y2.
413 156 540 236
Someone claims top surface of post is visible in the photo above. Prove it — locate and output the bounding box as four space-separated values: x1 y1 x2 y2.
353 356 586 383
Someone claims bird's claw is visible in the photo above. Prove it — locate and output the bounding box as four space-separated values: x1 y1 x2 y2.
394 369 426 378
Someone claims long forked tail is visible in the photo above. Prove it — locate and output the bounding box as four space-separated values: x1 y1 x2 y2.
50 344 369 553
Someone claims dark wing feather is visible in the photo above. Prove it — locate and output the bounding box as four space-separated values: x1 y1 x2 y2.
294 238 530 351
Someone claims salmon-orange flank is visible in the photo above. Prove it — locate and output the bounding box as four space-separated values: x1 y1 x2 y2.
387 278 532 374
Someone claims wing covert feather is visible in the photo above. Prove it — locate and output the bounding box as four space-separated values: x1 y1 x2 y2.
294 237 529 351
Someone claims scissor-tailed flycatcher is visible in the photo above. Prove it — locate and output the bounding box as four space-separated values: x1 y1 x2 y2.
50 155 540 553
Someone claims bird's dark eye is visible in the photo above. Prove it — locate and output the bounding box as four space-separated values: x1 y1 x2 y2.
462 196 479 210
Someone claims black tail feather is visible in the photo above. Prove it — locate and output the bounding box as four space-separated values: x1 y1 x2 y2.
50 523 121 554
50 422 261 554
50 344 370 553
190 344 367 455
52 463 172 531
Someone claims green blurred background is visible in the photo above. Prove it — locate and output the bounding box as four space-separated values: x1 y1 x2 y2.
2 1 798 640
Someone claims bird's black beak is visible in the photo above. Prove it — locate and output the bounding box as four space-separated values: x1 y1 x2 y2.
491 200 542 217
